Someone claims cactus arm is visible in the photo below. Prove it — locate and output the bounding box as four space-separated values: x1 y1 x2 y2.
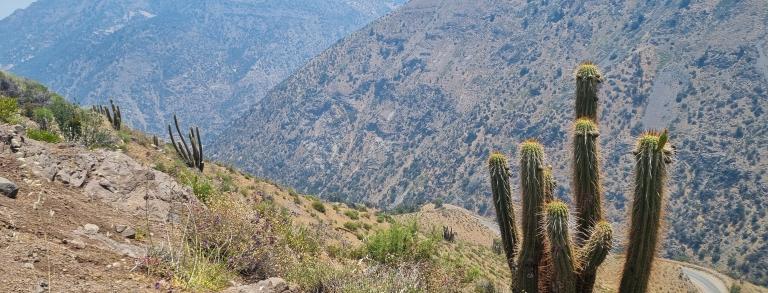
516 140 547 293
488 152 519 274
195 126 203 169
544 201 577 293
168 124 186 162
574 62 603 120
576 221 613 292
572 118 604 244
619 131 673 293
173 114 192 161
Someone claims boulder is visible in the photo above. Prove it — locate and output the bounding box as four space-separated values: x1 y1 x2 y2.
83 224 100 235
0 177 19 198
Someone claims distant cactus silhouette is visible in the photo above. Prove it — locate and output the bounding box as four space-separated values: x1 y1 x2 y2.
92 99 122 130
487 62 673 293
168 114 204 172
442 226 457 242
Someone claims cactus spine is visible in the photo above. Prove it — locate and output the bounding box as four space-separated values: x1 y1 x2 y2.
619 131 673 293
487 62 673 292
168 114 204 172
488 152 519 273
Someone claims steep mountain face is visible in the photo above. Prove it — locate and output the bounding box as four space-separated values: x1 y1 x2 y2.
0 0 404 132
213 0 768 285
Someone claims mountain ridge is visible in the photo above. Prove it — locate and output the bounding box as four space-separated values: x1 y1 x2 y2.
0 0 404 133
212 0 768 285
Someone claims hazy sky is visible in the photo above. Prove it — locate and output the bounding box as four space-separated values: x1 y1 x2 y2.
0 0 36 19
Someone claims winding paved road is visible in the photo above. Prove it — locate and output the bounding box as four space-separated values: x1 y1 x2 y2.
681 267 728 293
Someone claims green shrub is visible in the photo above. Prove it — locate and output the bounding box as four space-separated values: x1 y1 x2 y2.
344 221 361 231
27 129 61 143
188 176 215 204
281 225 321 256
474 279 498 293
344 210 360 220
361 221 438 264
464 266 481 283
32 107 55 130
311 201 326 213
0 97 19 123
78 110 115 148
49 95 81 139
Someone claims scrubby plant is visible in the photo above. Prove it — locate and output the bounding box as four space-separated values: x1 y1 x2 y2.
344 209 360 220
0 97 19 123
488 62 673 292
49 95 82 140
312 200 326 213
78 110 116 148
31 107 55 130
168 114 204 171
361 221 438 264
27 128 61 143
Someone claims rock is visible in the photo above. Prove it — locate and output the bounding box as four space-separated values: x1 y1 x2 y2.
222 278 296 293
0 177 19 198
22 262 35 269
12 124 24 134
10 138 21 151
120 226 136 239
114 224 127 233
35 280 48 293
83 224 100 235
67 239 86 249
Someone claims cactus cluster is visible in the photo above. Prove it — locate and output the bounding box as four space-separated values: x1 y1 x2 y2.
168 114 204 172
488 62 673 292
442 226 457 242
92 99 122 130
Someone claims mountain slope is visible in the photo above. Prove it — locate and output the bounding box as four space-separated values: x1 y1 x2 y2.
0 0 404 133
213 0 768 285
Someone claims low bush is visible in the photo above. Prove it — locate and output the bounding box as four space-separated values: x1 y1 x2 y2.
311 200 326 213
344 209 360 220
27 129 61 143
32 107 55 130
344 221 361 231
188 175 215 204
0 97 19 123
360 221 438 264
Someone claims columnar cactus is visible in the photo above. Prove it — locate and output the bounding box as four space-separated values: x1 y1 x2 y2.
92 99 122 130
619 130 673 293
544 201 577 293
517 141 548 293
487 62 673 292
488 152 519 273
168 114 204 172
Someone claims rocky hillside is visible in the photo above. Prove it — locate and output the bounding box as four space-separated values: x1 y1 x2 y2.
212 0 768 285
0 0 404 133
2 74 766 292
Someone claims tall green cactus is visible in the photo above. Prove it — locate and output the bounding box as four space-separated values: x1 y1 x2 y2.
488 152 519 273
575 62 602 120
487 62 673 292
544 201 577 293
168 114 205 172
619 130 673 293
516 141 548 292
